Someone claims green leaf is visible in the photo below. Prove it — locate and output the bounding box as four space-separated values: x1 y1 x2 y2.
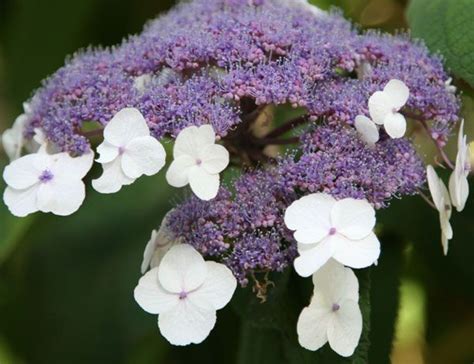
407 0 474 87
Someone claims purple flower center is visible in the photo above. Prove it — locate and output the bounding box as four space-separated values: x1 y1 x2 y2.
38 170 54 183
332 303 340 312
329 227 337 236
179 291 188 300
196 158 202 166
118 146 126 155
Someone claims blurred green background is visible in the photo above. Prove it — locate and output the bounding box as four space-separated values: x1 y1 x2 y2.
0 0 473 363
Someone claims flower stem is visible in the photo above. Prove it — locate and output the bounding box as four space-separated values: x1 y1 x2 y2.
264 114 310 139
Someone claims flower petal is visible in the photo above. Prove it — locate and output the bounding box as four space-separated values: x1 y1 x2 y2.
3 153 51 189
121 136 166 179
96 141 119 164
284 193 335 245
368 91 392 125
36 178 86 216
426 165 448 212
92 157 136 194
174 125 215 159
52 152 94 180
158 244 207 294
188 167 220 201
199 144 229 174
134 267 180 314
166 155 196 188
141 230 159 274
104 108 149 147
327 299 362 357
189 261 237 310
354 115 379 146
294 238 335 277
297 302 331 351
3 186 39 217
312 259 359 303
383 79 409 109
449 170 469 212
383 113 406 139
330 198 375 240
158 300 216 346
331 232 380 269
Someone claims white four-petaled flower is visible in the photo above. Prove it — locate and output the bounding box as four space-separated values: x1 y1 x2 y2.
368 79 409 139
3 149 94 217
426 165 453 255
449 120 470 212
284 193 380 277
92 108 166 194
166 125 229 201
134 244 237 346
297 259 362 357
141 210 181 274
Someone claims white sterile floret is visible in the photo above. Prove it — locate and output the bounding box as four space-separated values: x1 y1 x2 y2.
166 125 229 201
3 149 94 217
92 108 166 194
444 77 456 94
1 103 32 161
297 260 362 357
133 74 153 93
449 120 470 212
354 115 379 146
141 210 181 274
427 165 453 255
294 0 326 16
134 244 237 346
284 193 380 277
368 79 410 139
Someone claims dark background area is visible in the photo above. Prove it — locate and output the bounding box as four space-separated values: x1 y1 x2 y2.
0 1 473 363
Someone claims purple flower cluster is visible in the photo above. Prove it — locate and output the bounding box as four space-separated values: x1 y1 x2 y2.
18 0 459 285
167 125 425 284
24 0 457 154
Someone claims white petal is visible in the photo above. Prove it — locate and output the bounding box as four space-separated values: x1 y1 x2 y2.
199 144 230 174
368 91 392 125
330 198 375 240
92 157 135 194
3 153 52 189
383 113 406 139
104 108 149 147
331 232 380 269
96 141 119 164
426 166 451 211
52 152 94 180
174 125 215 159
3 186 39 217
165 155 196 188
158 244 207 294
36 178 86 216
134 267 180 314
2 113 28 161
312 260 359 303
121 136 166 179
188 167 220 201
354 115 379 146
327 299 363 357
294 238 335 277
449 170 469 212
383 79 409 109
189 261 237 310
141 230 159 274
441 230 450 256
284 193 335 245
158 300 216 346
297 301 331 351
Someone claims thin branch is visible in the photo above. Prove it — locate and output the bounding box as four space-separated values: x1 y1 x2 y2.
417 189 437 210
252 136 299 146
264 114 310 139
404 111 455 170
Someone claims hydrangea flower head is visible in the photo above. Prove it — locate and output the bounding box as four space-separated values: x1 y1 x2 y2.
0 0 469 356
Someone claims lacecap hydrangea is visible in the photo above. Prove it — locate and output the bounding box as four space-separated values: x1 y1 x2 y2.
1 0 470 356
